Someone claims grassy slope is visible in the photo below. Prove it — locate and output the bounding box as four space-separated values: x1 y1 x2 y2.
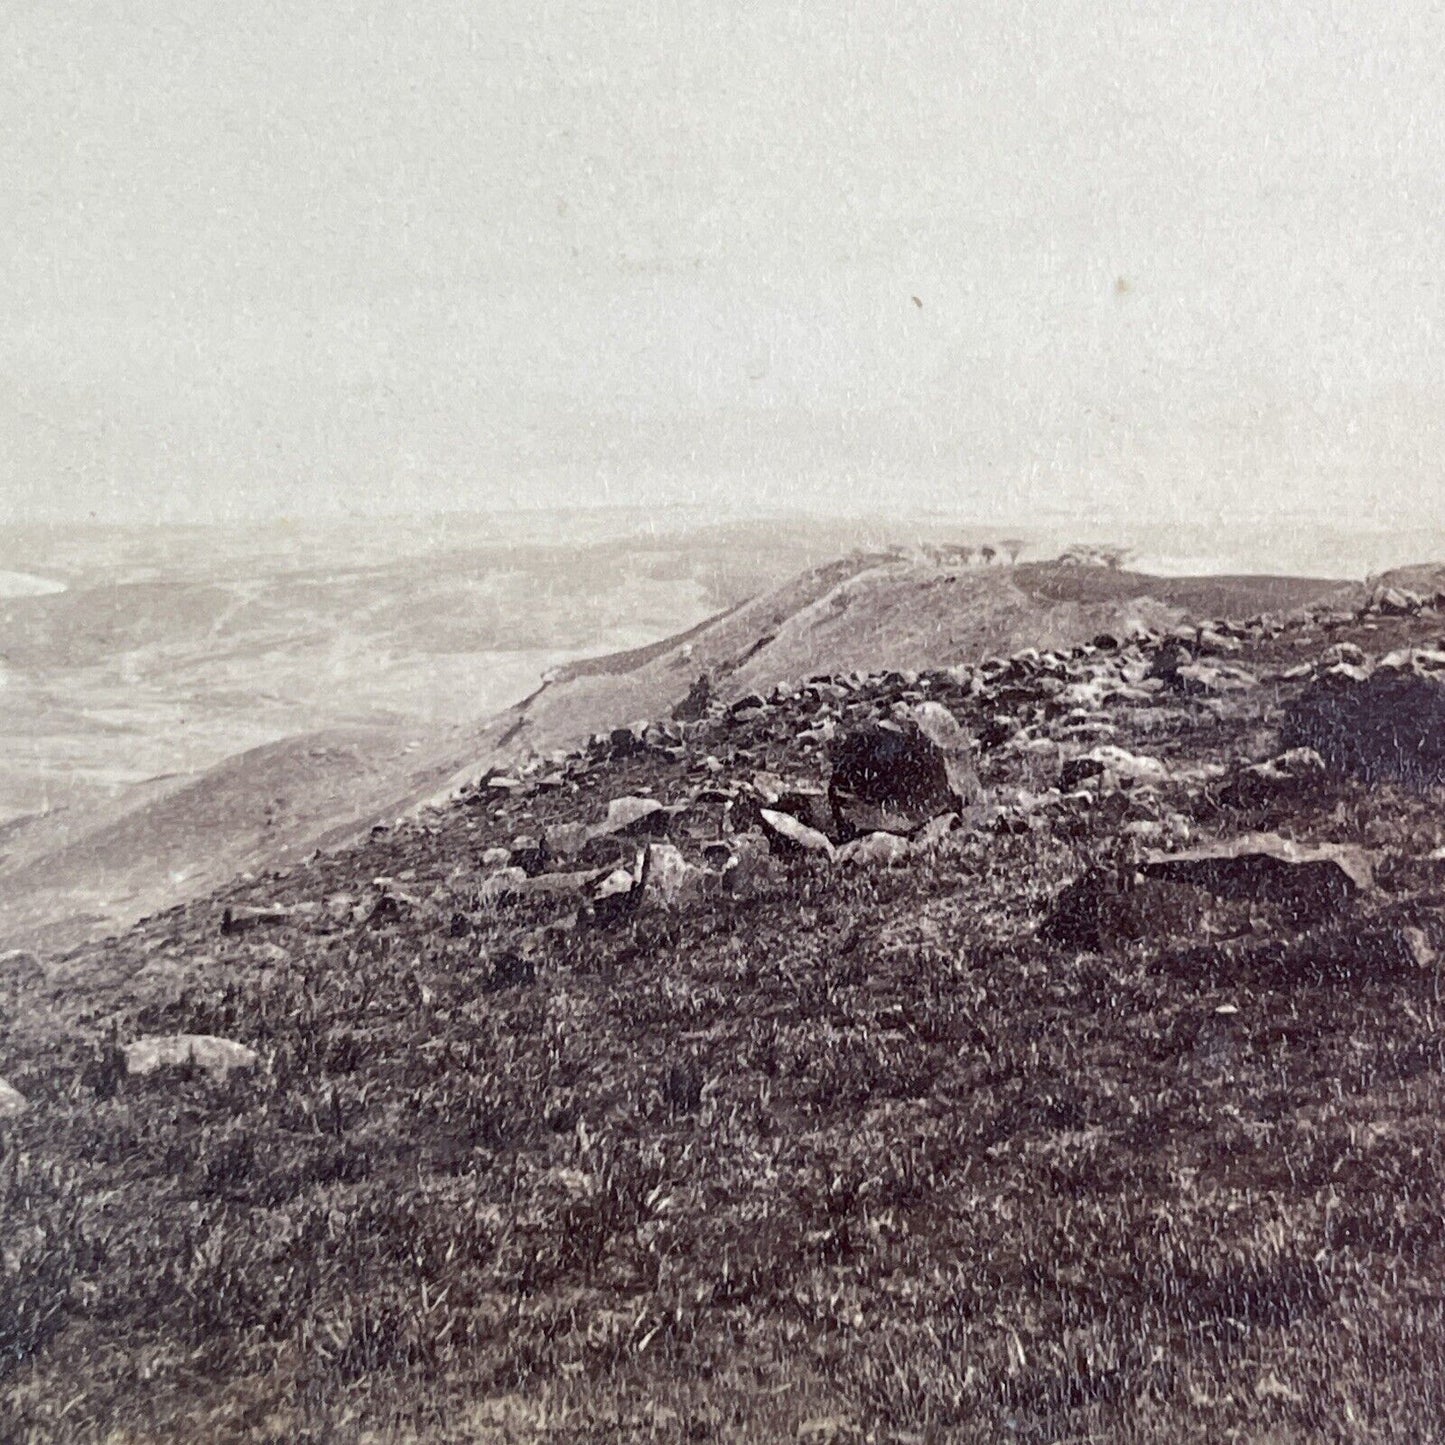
3 600 1444 1441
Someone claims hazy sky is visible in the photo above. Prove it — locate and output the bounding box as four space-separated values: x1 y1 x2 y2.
4 1 1444 529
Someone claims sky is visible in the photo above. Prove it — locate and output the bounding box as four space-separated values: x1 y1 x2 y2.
3 0 1444 531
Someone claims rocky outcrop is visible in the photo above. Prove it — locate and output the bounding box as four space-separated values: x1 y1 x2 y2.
828 704 981 838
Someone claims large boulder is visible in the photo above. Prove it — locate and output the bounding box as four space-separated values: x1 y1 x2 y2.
1169 921 1435 989
1140 834 1372 916
828 704 981 837
1282 666 1445 787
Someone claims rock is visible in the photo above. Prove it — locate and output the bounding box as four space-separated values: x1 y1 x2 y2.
324 892 357 918
1283 667 1445 786
729 692 769 715
0 1078 28 1119
1060 756 1107 790
478 867 529 905
1149 644 1193 681
912 812 962 850
220 904 292 935
1174 662 1258 696
642 843 703 905
1174 922 1436 989
124 1035 258 1079
670 676 716 722
1140 834 1372 915
580 849 652 923
1378 647 1445 675
1197 628 1242 656
706 831 778 896
598 797 675 838
836 832 913 867
608 723 648 758
480 846 512 867
759 807 836 860
828 706 981 836
1052 720 1117 744
544 822 592 859
1375 586 1423 616
1084 745 1171 784
1221 748 1328 809
1319 641 1367 669
769 788 837 837
796 718 840 747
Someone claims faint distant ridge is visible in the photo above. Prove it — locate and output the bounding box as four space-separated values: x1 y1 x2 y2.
0 571 66 599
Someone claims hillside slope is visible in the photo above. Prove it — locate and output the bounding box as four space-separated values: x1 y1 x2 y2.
4 576 1444 1441
0 560 1355 954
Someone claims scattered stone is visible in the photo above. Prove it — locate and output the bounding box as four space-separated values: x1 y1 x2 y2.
0 1078 28 1119
1319 641 1367 669
220 904 292 935
1060 756 1106 791
1084 745 1171 784
837 831 913 867
124 1035 258 1079
1174 662 1258 696
1221 748 1328 809
759 807 836 860
1378 647 1445 675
